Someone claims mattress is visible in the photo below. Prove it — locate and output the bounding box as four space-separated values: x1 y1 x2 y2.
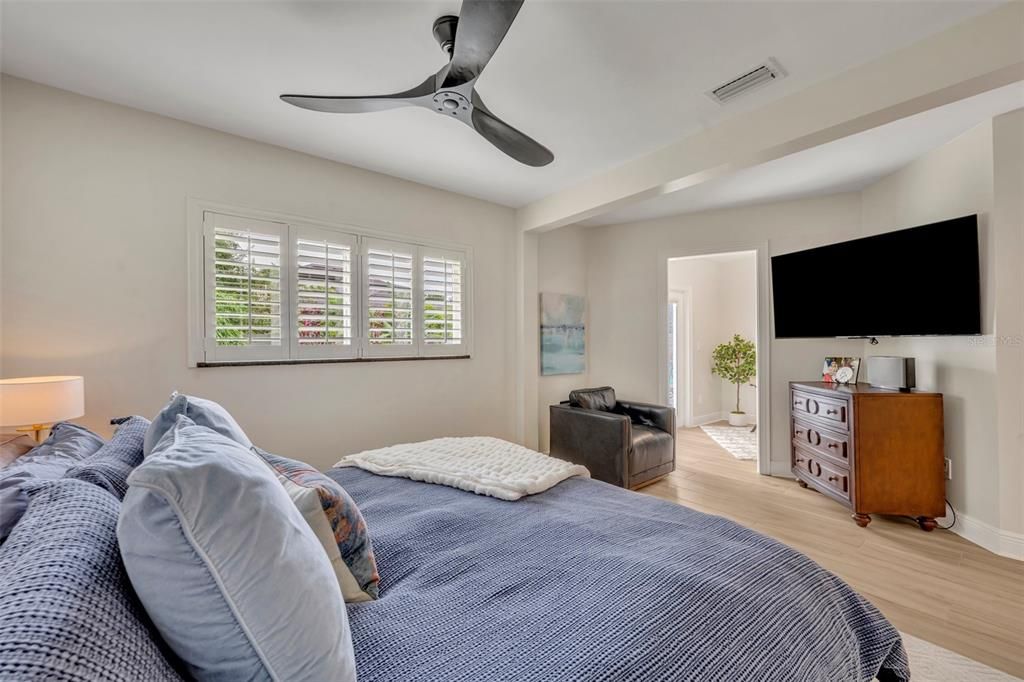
328 468 909 682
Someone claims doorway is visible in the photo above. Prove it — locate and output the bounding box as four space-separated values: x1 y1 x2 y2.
663 250 765 473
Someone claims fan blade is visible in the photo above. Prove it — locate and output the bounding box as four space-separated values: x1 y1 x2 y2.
445 0 524 86
281 75 435 113
470 93 552 167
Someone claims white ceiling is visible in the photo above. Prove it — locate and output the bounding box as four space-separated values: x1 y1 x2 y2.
0 1 1004 208
584 82 1024 226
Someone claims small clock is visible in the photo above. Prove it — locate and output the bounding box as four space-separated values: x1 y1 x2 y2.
834 366 855 384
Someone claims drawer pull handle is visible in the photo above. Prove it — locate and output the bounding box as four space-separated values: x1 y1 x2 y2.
827 475 839 483
794 430 803 435
795 457 805 464
827 443 838 449
826 409 838 415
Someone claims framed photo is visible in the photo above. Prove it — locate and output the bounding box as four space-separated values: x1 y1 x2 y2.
822 356 860 384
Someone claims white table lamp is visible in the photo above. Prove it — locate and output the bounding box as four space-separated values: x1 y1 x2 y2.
0 376 85 442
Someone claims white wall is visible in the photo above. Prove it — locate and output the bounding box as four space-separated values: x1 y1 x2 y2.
0 76 518 471
991 109 1024 539
716 255 758 420
585 193 866 476
544 115 1023 553
667 253 757 425
669 257 723 424
535 224 589 452
860 122 998 531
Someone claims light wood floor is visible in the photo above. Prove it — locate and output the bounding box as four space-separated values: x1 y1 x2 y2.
639 424 1024 677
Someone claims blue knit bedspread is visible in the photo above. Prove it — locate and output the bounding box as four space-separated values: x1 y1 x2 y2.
327 468 909 682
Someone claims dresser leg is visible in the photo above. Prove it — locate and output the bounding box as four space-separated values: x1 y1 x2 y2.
853 513 871 527
916 517 937 532
797 479 808 488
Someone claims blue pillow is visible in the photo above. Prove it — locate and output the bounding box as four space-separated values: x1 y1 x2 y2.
144 393 251 456
0 478 183 681
0 421 105 542
119 417 356 682
65 416 150 500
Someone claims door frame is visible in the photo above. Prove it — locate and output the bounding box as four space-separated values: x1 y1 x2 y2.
657 244 771 475
667 288 693 428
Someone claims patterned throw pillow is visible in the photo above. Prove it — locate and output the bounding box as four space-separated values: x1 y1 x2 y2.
0 478 182 681
65 416 151 500
254 448 379 602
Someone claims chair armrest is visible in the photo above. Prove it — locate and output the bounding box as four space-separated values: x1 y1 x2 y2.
616 400 675 434
549 405 631 487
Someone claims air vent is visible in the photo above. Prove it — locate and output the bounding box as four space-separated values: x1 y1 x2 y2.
706 58 787 104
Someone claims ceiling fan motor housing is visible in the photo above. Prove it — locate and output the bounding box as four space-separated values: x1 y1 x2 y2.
432 15 458 57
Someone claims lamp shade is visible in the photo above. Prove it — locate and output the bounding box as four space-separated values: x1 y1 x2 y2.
0 376 85 427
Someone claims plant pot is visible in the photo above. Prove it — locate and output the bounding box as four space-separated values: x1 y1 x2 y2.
728 412 747 427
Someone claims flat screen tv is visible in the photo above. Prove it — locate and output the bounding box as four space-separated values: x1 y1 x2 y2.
771 215 981 339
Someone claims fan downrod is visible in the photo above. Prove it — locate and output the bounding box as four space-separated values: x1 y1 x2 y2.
432 15 458 59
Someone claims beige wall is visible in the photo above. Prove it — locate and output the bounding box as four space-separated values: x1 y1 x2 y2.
585 193 866 476
668 253 757 425
860 122 998 531
991 109 1024 538
545 115 1023 552
1 76 518 471
536 224 589 452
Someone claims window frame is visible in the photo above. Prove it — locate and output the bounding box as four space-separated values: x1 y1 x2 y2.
292 223 360 361
187 199 473 367
419 245 469 357
203 211 291 364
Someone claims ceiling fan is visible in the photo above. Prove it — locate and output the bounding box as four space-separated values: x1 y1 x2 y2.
281 0 553 167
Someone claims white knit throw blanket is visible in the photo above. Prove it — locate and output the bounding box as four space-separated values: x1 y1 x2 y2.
334 436 589 501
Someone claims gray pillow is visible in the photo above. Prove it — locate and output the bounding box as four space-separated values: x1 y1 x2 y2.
65 416 150 500
144 392 251 456
119 417 356 681
0 478 182 681
0 422 105 542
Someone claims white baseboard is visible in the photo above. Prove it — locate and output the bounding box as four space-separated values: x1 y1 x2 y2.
769 461 795 478
689 411 725 427
949 513 1024 561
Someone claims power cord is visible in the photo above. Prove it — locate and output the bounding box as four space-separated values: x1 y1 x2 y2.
935 499 957 530
903 498 956 530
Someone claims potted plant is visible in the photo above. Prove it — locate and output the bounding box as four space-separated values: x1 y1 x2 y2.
711 334 756 427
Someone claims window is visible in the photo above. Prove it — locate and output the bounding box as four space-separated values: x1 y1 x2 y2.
195 208 470 365
293 226 357 359
422 249 464 349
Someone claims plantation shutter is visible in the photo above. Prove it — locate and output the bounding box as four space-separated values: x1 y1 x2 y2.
203 212 290 362
421 248 467 355
293 225 358 359
363 238 418 356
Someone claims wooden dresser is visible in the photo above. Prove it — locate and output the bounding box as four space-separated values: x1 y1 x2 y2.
789 381 945 530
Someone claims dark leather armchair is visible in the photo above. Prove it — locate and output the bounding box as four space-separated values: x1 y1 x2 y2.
549 387 676 489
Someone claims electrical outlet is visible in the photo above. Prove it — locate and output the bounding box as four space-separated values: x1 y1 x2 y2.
944 458 952 480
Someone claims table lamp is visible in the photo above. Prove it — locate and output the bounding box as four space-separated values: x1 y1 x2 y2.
0 376 85 442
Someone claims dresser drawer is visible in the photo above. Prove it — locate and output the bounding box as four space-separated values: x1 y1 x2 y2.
791 390 849 431
791 419 851 467
792 447 851 501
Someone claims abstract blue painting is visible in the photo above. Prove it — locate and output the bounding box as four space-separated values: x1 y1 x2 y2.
541 293 585 375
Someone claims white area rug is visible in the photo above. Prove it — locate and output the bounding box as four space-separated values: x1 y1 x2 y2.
899 632 1020 681
699 424 757 460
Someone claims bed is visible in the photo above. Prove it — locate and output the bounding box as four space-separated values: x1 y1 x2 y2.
328 467 909 682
